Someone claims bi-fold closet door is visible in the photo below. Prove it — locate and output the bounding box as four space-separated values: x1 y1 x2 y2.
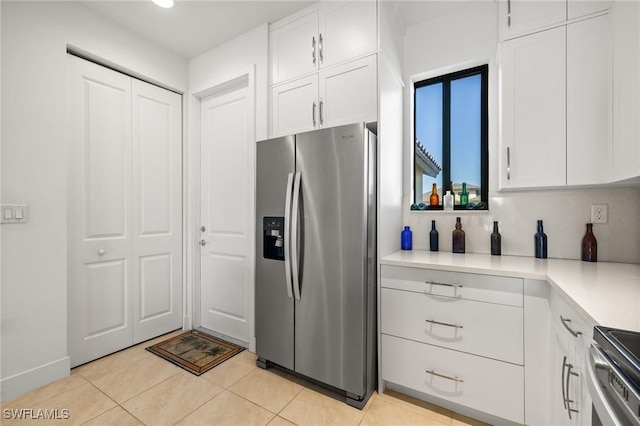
68 56 182 367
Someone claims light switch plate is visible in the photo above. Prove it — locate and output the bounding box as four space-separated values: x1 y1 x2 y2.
1 205 28 224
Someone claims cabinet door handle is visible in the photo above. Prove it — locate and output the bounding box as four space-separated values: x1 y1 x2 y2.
319 99 324 125
426 369 463 383
312 101 317 128
425 319 463 329
424 280 462 289
312 36 316 65
561 355 569 409
319 33 324 63
507 0 512 27
507 147 511 180
560 316 582 338
565 361 579 420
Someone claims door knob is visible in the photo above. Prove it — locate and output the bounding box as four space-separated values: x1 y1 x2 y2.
199 239 208 246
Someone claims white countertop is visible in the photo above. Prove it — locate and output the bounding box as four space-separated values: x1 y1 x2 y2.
380 250 640 333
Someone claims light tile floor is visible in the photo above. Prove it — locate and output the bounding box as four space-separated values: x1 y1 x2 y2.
1 331 487 426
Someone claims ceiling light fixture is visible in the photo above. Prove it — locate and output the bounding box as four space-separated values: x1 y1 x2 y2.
152 0 174 8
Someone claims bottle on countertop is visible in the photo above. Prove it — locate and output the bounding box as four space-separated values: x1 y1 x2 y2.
429 220 439 251
491 221 501 256
534 220 547 259
581 223 597 262
429 183 439 206
460 182 469 206
401 226 412 250
443 191 454 211
452 217 465 253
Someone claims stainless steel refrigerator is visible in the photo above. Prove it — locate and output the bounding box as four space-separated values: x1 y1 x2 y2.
255 122 376 409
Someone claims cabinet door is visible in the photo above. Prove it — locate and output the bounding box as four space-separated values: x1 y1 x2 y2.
270 10 319 84
501 26 566 188
611 0 640 182
271 75 318 137
568 0 611 20
319 1 377 68
567 15 611 185
319 55 377 129
502 0 566 39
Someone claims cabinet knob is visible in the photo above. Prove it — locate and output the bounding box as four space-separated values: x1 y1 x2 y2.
98 249 106 256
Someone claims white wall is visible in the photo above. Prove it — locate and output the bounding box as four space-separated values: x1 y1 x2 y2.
401 2 640 263
189 24 268 141
1 1 188 401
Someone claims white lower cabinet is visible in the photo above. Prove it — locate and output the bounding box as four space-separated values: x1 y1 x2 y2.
380 266 525 423
548 289 592 426
381 287 523 365
381 334 524 424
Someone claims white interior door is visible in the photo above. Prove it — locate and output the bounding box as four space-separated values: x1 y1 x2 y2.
69 57 182 367
200 85 253 346
131 79 183 343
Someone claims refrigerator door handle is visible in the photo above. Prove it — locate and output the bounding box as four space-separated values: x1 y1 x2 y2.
283 172 294 299
291 172 302 300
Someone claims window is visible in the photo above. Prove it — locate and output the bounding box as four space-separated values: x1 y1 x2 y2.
413 64 488 210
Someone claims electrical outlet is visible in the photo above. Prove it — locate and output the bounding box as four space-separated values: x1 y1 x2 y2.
590 204 608 224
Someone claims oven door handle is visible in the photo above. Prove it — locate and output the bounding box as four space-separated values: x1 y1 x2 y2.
587 345 625 426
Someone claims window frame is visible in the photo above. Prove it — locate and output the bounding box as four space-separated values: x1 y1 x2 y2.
413 64 489 210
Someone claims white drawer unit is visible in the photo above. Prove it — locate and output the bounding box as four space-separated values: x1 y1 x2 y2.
381 265 523 307
382 334 525 424
381 287 524 365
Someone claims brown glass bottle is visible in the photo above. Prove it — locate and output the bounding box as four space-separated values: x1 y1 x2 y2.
452 217 465 253
429 183 439 206
581 223 597 262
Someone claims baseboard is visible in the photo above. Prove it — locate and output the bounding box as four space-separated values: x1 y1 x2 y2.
1 357 70 403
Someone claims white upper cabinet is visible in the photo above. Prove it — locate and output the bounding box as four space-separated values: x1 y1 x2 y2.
269 1 378 138
501 26 567 188
270 55 377 137
568 0 611 20
501 13 613 189
501 0 566 39
270 1 377 85
500 0 611 40
610 0 640 183
319 1 377 69
271 74 319 138
270 11 319 84
566 15 611 185
319 54 377 129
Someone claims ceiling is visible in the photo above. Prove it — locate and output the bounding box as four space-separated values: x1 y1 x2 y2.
80 1 315 59
79 0 476 60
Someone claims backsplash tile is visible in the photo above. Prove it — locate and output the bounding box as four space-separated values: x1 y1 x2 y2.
404 187 640 263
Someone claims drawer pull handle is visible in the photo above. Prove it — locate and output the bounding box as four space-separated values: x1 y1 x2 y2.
560 316 582 338
426 369 463 383
424 281 463 288
425 319 463 329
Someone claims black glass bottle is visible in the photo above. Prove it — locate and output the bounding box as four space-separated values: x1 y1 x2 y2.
430 220 439 251
534 220 547 259
452 217 465 254
491 221 501 256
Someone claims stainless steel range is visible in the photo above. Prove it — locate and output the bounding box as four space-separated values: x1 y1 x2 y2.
588 326 640 425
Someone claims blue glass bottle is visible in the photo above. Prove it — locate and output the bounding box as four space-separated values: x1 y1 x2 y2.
401 226 412 250
429 220 438 251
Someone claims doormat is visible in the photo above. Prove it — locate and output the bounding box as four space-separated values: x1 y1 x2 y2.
146 330 244 376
